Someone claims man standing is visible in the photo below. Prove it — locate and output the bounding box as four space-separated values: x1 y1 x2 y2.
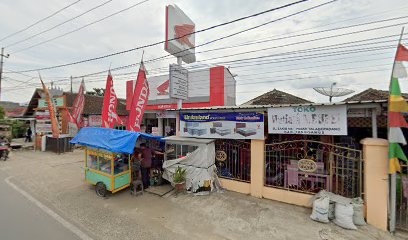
139 143 164 189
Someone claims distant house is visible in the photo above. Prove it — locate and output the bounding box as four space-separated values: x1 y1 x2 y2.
0 101 26 118
24 89 127 119
241 89 312 105
23 89 128 137
344 88 408 102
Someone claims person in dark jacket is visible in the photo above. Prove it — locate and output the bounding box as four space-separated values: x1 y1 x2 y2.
25 128 32 142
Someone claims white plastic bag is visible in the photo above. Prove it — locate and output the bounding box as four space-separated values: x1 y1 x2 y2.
333 203 357 230
310 196 330 223
352 198 366 226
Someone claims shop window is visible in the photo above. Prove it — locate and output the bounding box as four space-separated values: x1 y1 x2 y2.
98 151 112 175
114 153 129 175
87 149 98 170
115 126 126 130
182 145 198 157
166 144 198 160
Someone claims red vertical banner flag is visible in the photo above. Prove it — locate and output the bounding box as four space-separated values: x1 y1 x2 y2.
71 79 85 127
102 71 123 128
127 61 149 132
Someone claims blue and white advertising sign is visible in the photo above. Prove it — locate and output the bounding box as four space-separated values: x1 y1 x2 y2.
268 105 347 135
180 112 264 139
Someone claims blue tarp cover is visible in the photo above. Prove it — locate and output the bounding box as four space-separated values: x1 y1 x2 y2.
70 127 163 154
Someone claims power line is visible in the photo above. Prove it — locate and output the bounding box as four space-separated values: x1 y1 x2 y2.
2 66 391 93
6 0 113 48
0 0 82 42
7 4 401 85
11 0 151 54
71 12 408 80
68 0 339 79
10 0 320 72
17 39 398 87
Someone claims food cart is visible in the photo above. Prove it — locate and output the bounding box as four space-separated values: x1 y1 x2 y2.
70 127 163 197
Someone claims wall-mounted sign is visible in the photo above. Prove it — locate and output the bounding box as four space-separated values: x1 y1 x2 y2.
36 124 52 133
169 64 188 100
38 96 65 108
35 111 50 120
88 115 102 127
156 111 177 119
180 112 264 140
347 108 377 118
165 4 196 64
268 105 347 135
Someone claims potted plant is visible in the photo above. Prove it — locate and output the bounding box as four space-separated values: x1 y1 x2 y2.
173 166 187 191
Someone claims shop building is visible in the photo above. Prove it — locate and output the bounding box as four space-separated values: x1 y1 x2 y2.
126 66 236 136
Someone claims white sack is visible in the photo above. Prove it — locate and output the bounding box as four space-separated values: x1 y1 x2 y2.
333 203 357 230
310 196 330 223
352 198 366 226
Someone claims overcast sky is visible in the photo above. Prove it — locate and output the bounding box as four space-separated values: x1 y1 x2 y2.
0 0 407 104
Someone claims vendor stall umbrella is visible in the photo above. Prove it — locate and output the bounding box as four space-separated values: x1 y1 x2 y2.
313 82 355 102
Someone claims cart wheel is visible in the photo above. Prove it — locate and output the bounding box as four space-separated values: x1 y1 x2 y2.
95 182 107 197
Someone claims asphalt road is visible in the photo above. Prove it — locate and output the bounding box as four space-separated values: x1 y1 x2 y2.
0 170 81 240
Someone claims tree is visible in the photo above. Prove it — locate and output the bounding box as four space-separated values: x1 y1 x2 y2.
86 88 105 97
0 106 5 119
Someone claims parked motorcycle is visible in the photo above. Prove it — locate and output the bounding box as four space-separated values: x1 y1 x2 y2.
0 142 10 161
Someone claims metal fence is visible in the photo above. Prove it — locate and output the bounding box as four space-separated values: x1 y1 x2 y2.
396 163 408 231
46 136 74 154
265 140 363 198
215 139 251 182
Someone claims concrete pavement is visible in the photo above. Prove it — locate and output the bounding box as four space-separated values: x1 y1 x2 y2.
0 170 82 240
0 150 405 240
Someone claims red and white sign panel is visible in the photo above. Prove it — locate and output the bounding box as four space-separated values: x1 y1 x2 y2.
165 4 196 63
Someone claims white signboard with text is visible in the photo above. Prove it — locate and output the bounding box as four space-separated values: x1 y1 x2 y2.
169 64 188 100
268 105 347 135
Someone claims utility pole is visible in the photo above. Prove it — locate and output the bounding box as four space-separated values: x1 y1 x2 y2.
0 47 10 101
70 76 73 93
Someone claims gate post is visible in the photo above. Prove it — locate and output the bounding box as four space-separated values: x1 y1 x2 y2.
250 139 265 198
360 138 388 231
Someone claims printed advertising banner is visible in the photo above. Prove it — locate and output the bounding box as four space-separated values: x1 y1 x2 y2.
180 112 264 140
268 105 347 135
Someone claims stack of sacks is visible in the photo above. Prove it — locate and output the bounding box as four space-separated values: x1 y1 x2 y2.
310 190 366 230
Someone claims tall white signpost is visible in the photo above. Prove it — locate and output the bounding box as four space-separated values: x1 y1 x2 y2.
165 4 196 110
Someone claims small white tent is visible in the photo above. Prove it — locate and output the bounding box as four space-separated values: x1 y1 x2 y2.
162 136 221 193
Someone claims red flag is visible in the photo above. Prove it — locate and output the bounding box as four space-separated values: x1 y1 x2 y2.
71 79 85 127
39 75 60 138
396 44 408 62
102 72 123 128
127 61 149 132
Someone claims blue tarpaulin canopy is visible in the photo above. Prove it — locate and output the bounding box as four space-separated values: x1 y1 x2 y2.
70 127 163 154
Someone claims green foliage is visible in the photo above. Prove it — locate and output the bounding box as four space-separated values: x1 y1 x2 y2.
173 166 187 183
11 121 27 138
0 106 5 119
0 119 27 139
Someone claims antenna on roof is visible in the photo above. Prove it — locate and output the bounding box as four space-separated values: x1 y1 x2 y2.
313 82 355 102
